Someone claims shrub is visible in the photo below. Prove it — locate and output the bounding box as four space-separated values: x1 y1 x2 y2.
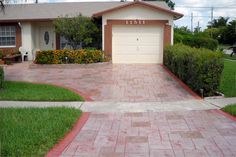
174 32 219 51
0 66 4 89
164 44 224 96
34 49 105 64
182 36 218 51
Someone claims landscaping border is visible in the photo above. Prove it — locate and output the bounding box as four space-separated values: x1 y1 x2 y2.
161 65 202 100
212 109 236 122
46 112 90 157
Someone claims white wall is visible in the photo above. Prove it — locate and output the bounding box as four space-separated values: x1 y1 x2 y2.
21 22 34 60
21 22 55 60
102 6 174 50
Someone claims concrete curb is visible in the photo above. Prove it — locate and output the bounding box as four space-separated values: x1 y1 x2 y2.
212 109 236 122
161 65 202 100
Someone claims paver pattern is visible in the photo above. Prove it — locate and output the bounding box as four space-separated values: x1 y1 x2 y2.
60 110 236 157
5 62 194 102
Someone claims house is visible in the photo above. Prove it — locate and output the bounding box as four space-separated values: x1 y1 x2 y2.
0 1 183 63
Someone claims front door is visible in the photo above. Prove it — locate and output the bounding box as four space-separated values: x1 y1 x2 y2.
39 26 54 50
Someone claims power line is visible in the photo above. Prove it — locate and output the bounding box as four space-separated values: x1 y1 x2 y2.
183 16 236 18
176 6 236 8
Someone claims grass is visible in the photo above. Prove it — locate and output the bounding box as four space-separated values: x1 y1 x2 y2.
222 104 236 117
223 54 236 60
0 81 84 101
0 107 82 156
220 60 236 97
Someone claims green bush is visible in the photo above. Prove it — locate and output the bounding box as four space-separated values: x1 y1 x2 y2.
174 32 218 51
164 44 224 96
34 49 105 64
0 66 4 89
182 36 218 51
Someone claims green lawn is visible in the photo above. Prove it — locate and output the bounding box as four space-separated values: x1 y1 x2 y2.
222 104 236 117
220 60 236 97
223 54 236 60
0 81 84 101
0 107 82 156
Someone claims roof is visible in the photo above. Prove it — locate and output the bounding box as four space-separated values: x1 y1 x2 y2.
93 1 183 19
0 1 182 22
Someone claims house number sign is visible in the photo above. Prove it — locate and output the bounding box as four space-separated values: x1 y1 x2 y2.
125 20 145 25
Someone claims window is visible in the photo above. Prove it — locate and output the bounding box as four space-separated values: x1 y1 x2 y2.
60 35 81 50
0 26 16 47
60 35 68 50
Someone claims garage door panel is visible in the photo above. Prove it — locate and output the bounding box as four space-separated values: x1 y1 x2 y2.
113 45 137 54
113 54 160 63
113 36 137 45
112 25 163 64
138 46 160 55
138 35 161 44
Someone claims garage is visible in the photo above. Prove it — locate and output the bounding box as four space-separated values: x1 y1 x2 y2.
93 1 183 64
112 25 163 63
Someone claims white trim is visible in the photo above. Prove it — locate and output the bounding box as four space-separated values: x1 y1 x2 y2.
0 45 16 48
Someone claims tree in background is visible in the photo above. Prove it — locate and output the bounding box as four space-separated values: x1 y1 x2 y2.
54 14 98 50
207 16 229 28
222 20 236 45
205 17 236 45
0 0 5 11
143 0 175 10
0 0 38 4
174 26 218 50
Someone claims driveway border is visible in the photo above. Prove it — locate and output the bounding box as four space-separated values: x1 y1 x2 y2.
161 65 201 100
212 109 236 122
46 112 90 157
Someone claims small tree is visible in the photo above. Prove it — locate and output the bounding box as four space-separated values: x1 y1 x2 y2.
142 0 175 10
54 14 98 50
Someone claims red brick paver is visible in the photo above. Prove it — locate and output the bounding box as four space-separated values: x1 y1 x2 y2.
5 62 194 102
59 110 236 157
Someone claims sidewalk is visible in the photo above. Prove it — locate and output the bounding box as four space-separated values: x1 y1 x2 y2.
205 97 236 108
0 99 218 112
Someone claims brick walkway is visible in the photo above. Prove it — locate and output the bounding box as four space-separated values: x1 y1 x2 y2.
60 110 236 157
5 62 194 102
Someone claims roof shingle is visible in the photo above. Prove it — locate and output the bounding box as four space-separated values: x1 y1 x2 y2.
0 1 170 21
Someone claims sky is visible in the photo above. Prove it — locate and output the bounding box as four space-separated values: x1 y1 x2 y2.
11 0 236 30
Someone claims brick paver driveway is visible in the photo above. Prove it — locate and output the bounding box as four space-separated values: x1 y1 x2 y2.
5 62 194 102
60 110 236 157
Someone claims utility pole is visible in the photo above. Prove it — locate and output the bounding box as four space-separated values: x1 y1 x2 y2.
197 21 200 33
191 12 193 33
210 7 214 37
211 7 214 23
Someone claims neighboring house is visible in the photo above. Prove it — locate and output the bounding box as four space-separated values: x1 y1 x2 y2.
0 1 183 63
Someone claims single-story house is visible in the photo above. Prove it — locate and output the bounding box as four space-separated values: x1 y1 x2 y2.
0 1 183 63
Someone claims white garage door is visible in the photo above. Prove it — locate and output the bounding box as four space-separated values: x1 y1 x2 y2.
112 25 163 63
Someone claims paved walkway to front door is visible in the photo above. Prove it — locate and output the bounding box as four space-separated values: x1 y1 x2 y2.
59 110 236 157
5 62 194 102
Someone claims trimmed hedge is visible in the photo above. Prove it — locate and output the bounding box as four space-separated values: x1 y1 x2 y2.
164 44 224 96
34 49 105 64
0 66 4 89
